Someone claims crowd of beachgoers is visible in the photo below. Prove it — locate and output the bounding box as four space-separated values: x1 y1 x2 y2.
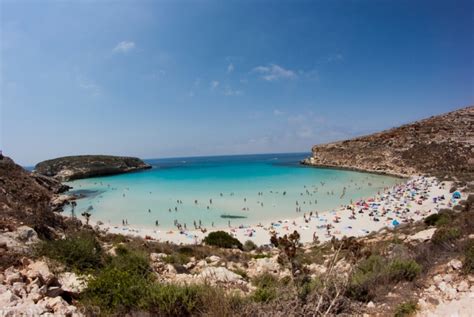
87 176 461 245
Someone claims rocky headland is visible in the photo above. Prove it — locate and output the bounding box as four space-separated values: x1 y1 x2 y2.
302 106 474 179
35 155 152 181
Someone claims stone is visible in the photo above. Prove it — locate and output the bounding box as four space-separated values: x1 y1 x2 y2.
0 290 20 307
15 226 39 243
367 301 375 308
11 282 27 298
448 259 463 271
4 267 23 284
58 272 87 294
456 280 469 292
207 255 221 263
433 274 443 284
443 274 453 283
407 228 437 242
198 267 243 284
150 253 168 262
247 256 280 277
26 261 56 286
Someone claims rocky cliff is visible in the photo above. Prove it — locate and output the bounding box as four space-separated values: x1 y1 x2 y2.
303 106 474 179
35 155 152 181
0 157 67 237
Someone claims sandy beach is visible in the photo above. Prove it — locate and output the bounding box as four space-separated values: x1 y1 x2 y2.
88 176 461 246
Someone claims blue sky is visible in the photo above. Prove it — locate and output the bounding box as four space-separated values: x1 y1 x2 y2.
1 0 473 166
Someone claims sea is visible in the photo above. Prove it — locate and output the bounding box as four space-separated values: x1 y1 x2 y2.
64 153 403 229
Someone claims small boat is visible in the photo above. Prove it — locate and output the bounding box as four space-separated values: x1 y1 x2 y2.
220 214 247 219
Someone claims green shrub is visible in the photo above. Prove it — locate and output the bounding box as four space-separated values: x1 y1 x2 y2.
432 227 461 245
347 255 386 301
388 259 421 282
252 286 277 303
251 273 279 303
424 213 451 227
252 253 270 259
81 247 152 313
147 283 205 316
203 231 243 249
36 231 103 271
243 240 257 251
82 266 150 312
463 240 474 274
347 256 421 301
162 253 190 265
394 300 418 317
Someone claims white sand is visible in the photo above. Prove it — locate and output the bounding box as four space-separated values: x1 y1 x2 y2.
89 176 461 246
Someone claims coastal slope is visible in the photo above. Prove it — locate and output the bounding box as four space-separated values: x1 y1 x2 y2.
303 106 474 178
0 156 67 236
35 155 152 181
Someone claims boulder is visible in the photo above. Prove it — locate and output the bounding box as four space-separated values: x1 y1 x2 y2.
247 256 280 277
4 267 23 284
26 261 56 286
0 290 20 308
198 267 244 284
58 272 87 295
448 259 463 271
407 228 437 242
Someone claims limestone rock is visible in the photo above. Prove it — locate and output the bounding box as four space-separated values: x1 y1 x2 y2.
58 272 87 295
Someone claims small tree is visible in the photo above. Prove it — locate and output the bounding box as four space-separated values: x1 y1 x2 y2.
270 230 301 276
81 211 91 226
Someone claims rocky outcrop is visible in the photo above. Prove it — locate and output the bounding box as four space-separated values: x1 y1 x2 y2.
0 156 66 234
0 259 85 316
303 106 474 178
35 155 152 181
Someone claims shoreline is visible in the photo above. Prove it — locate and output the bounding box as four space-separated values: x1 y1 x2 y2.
81 175 459 246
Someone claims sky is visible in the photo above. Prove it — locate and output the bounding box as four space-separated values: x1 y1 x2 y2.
1 0 473 166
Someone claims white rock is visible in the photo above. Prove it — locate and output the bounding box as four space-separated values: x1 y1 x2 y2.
58 272 87 294
4 267 22 284
448 259 463 271
16 226 39 243
207 255 221 263
456 280 469 292
433 274 443 284
407 228 437 242
367 301 375 308
443 274 453 283
150 253 168 262
26 261 55 286
0 290 20 307
198 267 243 284
247 256 280 277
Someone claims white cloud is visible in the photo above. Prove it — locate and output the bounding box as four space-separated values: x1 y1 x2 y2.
113 41 135 53
210 80 220 90
253 64 297 81
227 63 235 73
273 109 284 116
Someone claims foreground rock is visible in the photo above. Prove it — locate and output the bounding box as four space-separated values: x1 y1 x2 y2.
35 155 152 181
302 106 474 178
1 259 84 316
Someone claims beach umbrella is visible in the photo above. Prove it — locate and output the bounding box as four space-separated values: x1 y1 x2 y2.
452 192 461 199
392 219 400 227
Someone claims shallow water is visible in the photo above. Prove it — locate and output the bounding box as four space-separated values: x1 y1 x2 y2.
66 153 402 229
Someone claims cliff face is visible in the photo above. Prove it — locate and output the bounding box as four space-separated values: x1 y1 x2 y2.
303 106 474 178
0 157 66 236
35 155 152 181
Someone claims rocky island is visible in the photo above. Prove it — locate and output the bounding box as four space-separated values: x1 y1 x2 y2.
34 155 152 181
302 106 474 179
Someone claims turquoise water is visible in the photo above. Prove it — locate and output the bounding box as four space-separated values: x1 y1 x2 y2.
66 153 402 229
